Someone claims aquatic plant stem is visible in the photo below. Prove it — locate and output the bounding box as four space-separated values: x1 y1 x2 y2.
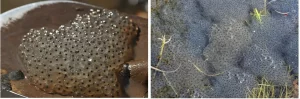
151 34 179 96
248 77 294 98
163 73 178 95
153 34 172 79
188 60 225 76
151 63 182 96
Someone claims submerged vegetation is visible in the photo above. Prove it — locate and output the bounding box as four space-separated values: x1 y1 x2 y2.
152 34 226 97
151 34 179 96
152 0 298 98
189 60 225 77
247 77 294 98
247 63 297 98
251 0 268 24
251 8 264 24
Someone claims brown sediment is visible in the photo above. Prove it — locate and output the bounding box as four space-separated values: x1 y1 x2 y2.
1 2 148 97
126 79 148 97
293 79 298 98
1 69 8 75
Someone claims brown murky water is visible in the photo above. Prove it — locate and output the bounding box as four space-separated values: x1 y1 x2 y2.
1 2 148 97
1 0 148 18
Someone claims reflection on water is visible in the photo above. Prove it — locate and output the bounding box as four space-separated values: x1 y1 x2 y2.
1 0 148 18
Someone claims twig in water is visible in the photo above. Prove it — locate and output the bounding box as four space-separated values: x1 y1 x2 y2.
151 63 182 96
153 34 172 79
274 10 289 16
188 60 226 76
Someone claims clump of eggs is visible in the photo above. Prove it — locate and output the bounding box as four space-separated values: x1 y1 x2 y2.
19 9 138 97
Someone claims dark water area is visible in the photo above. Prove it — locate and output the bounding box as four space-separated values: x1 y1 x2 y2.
151 0 298 98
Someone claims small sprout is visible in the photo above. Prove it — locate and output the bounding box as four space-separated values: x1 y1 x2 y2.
157 35 172 59
251 8 264 24
250 0 268 24
153 34 172 79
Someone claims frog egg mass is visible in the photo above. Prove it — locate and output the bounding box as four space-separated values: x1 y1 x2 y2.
18 9 138 97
